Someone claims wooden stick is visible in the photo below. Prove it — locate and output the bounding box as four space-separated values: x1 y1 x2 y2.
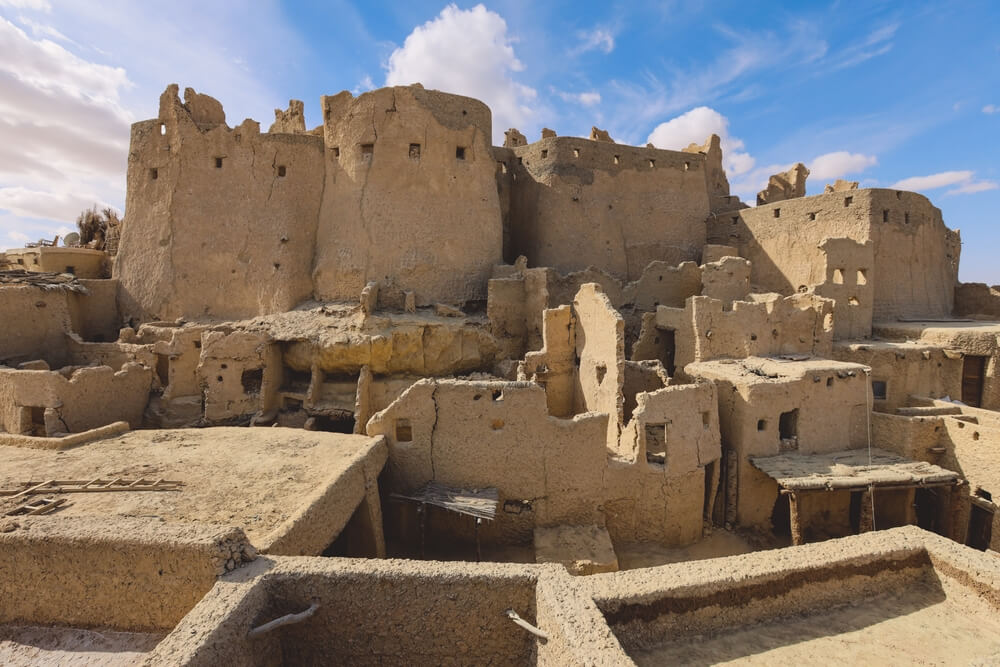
505 609 548 641
10 480 54 499
248 603 319 639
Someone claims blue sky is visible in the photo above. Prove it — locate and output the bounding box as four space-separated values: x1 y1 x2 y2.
0 0 997 281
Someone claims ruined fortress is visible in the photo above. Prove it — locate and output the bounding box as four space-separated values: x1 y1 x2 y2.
2 83 1000 665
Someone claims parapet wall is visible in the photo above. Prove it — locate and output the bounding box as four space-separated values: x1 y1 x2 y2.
503 136 710 280
711 189 959 322
0 516 254 632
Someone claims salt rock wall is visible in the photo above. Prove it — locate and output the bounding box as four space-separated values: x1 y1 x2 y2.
313 86 502 306
503 137 710 281
116 85 325 322
711 189 959 322
116 84 503 322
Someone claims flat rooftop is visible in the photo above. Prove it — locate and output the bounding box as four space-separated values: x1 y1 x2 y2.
687 356 867 385
0 427 387 555
874 319 1000 343
750 447 961 491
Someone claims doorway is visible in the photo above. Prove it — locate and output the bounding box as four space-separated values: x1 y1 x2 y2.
966 503 994 551
962 355 987 407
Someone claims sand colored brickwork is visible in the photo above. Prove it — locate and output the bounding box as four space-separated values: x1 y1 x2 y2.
1 82 999 663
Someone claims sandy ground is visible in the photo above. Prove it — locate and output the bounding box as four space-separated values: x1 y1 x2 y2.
629 578 1000 666
0 625 164 666
0 427 381 544
615 530 761 569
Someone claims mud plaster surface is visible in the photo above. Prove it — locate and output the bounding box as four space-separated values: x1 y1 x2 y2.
629 577 1000 665
0 427 380 545
0 625 164 666
615 530 761 569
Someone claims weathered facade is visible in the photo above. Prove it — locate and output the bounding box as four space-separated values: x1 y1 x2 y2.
2 82 1000 664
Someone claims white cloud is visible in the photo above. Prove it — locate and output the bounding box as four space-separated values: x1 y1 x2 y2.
0 17 131 226
984 104 998 114
0 186 111 221
890 170 997 197
607 21 828 142
352 74 375 96
808 151 878 180
947 181 998 195
0 0 50 11
0 2 302 250
384 4 536 140
572 27 614 55
555 89 601 107
891 171 973 190
646 106 755 176
826 23 897 71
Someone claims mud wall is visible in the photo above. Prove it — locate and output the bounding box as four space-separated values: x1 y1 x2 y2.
314 86 502 307
0 517 253 632
711 189 959 322
504 137 709 280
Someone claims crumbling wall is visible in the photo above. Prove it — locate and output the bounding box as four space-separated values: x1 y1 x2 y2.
813 238 874 339
0 363 151 434
833 341 963 413
955 283 1000 318
505 136 710 281
709 189 959 321
873 322 1000 411
573 283 624 448
115 85 326 322
366 379 609 544
488 260 703 361
314 86 502 306
652 293 834 371
688 358 870 528
522 305 576 417
67 278 121 343
700 256 751 306
198 330 274 422
0 285 74 367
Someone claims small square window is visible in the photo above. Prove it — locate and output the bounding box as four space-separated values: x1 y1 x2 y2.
65 265 75 274
456 146 466 160
277 165 286 177
731 216 739 225
333 147 340 158
361 144 374 161
757 419 767 431
409 143 421 159
395 418 413 442
904 212 910 224
215 157 224 168
883 209 889 222
159 123 166 136
872 380 887 400
844 196 853 206
857 269 868 285
649 159 656 168
540 149 548 158
684 161 690 170
809 212 817 221
573 148 580 158
613 155 620 165
773 208 781 218
150 168 158 180
833 268 844 284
